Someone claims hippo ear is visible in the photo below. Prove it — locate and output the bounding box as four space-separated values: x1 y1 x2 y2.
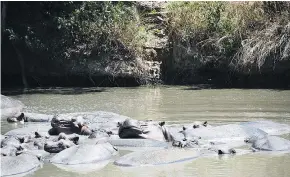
230 149 236 154
18 137 25 143
217 150 224 155
117 122 121 127
35 132 41 138
17 113 25 121
159 121 165 126
71 137 79 144
203 121 208 127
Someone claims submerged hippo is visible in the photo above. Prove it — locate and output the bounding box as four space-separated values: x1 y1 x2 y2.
1 153 42 177
245 135 290 151
181 123 268 143
241 120 290 136
22 112 54 122
1 95 24 120
114 148 200 167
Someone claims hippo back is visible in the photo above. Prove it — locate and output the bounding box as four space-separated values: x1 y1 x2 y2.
1 95 24 119
1 154 41 177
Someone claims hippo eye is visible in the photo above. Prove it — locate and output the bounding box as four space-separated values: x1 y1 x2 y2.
182 126 186 131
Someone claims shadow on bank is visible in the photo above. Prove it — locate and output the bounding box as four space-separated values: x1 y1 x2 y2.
1 87 107 96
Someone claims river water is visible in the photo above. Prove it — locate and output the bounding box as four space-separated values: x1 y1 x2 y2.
1 86 290 177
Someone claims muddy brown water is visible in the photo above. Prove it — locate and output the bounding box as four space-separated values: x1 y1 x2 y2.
1 86 290 177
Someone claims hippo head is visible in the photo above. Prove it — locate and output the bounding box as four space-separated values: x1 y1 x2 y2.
118 119 143 139
172 138 199 148
244 135 260 144
44 139 75 153
193 121 208 129
217 148 236 155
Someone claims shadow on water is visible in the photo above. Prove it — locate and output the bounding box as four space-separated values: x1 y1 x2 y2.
181 84 290 91
1 87 107 96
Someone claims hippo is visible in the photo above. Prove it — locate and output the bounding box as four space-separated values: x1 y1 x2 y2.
4 123 51 137
22 112 54 122
184 121 210 129
44 139 77 153
50 143 118 173
114 148 200 167
245 135 290 151
1 145 21 156
88 130 110 139
180 124 268 143
43 133 80 153
118 119 175 142
1 135 23 148
240 120 290 136
52 111 130 134
1 153 42 177
1 95 24 120
49 116 92 136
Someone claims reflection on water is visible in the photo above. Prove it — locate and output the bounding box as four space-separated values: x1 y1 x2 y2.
2 86 290 177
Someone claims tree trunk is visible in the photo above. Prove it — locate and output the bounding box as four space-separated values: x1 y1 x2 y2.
12 42 29 88
1 2 7 43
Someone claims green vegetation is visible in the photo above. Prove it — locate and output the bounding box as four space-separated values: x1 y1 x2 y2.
4 2 147 61
2 1 151 87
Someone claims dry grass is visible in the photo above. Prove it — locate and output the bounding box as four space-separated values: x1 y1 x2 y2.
166 1 290 72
